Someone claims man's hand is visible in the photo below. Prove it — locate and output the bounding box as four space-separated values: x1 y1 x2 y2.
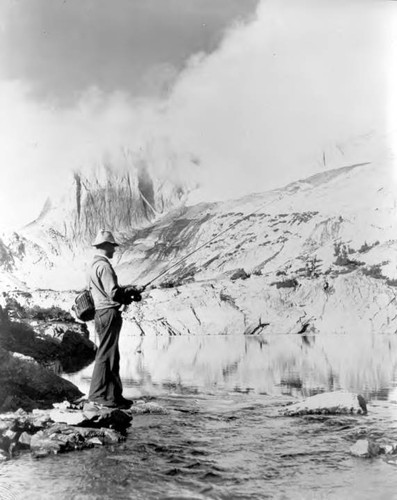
123 285 144 302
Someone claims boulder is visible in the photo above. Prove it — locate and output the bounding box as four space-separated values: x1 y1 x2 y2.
0 307 96 373
282 391 367 416
380 443 397 455
350 439 381 458
18 431 32 447
0 347 83 413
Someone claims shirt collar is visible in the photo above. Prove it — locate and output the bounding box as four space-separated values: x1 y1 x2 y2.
94 254 110 262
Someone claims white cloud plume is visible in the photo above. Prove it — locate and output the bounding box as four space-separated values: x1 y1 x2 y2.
0 0 395 230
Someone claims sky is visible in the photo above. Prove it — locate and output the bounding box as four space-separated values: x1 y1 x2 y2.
0 0 396 231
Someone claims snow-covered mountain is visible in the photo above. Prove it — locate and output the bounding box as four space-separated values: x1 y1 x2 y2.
115 161 397 285
1 160 397 335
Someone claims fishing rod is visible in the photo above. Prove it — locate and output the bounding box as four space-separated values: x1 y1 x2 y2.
139 192 283 291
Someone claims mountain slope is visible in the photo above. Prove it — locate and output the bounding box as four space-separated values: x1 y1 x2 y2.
2 161 397 335
115 161 396 286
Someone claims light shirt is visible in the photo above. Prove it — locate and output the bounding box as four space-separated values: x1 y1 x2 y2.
89 255 122 310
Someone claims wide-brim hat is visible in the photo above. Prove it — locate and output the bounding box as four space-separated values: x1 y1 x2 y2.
92 229 119 247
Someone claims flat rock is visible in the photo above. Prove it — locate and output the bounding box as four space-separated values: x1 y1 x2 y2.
49 409 87 426
49 403 132 431
282 391 367 416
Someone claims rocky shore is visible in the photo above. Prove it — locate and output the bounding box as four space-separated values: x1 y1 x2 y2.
0 298 175 461
0 300 96 413
0 401 131 460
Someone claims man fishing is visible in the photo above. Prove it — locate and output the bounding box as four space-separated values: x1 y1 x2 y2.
88 229 142 409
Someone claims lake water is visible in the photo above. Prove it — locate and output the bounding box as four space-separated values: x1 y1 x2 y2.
2 329 397 499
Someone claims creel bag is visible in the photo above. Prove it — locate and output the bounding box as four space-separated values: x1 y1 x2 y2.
72 289 95 322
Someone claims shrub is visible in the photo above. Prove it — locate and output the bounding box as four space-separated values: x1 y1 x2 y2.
333 242 363 269
230 268 250 281
358 241 380 254
272 278 299 289
362 264 386 280
26 305 74 322
4 297 25 319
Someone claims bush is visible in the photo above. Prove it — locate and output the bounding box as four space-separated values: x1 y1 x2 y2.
272 278 299 289
358 241 380 254
333 242 363 269
230 268 250 281
4 296 74 322
158 280 178 289
26 305 74 322
4 297 25 319
362 264 386 280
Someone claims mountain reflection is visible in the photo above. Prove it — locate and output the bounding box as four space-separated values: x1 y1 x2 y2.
66 326 397 402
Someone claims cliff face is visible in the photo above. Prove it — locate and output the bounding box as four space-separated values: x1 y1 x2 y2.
0 159 192 288
25 160 190 248
1 160 397 335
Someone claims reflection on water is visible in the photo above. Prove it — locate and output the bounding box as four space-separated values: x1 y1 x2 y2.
67 328 397 403
3 330 397 500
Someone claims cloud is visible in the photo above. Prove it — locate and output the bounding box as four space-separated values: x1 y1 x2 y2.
0 0 395 230
0 82 164 229
163 0 394 198
0 0 257 102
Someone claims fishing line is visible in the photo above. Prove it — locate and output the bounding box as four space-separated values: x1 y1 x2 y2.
138 161 370 290
141 192 284 289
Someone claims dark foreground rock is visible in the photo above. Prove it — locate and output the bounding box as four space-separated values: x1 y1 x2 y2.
0 305 96 373
0 347 83 412
282 391 367 416
0 305 96 413
30 425 124 458
0 402 133 459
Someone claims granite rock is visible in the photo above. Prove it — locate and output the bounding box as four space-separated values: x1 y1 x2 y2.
282 391 367 416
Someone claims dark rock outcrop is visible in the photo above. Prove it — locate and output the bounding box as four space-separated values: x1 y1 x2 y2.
0 347 83 413
0 305 96 373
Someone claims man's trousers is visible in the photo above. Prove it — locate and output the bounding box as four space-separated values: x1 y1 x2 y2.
88 307 123 405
